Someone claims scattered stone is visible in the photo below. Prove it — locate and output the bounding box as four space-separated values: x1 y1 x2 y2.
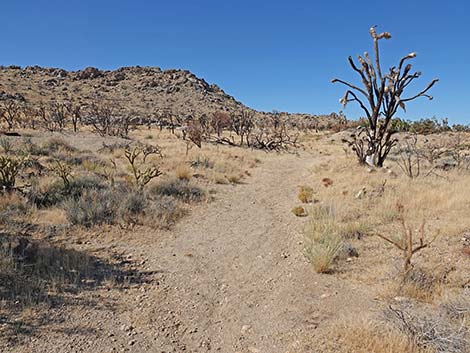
241 324 251 334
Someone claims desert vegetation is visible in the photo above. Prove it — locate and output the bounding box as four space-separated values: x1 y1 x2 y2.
0 25 469 353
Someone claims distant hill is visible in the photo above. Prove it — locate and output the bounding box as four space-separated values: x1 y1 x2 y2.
0 65 338 127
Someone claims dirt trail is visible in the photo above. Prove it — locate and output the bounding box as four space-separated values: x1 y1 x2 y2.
10 151 376 353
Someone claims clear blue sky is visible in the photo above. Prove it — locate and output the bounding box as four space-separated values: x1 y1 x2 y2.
1 0 469 124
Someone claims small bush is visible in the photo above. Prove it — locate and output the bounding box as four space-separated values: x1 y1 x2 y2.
0 155 29 191
190 156 214 169
64 189 119 227
145 196 186 229
298 185 314 203
29 175 106 208
227 174 242 184
150 179 205 203
42 138 76 154
0 137 13 154
0 193 32 226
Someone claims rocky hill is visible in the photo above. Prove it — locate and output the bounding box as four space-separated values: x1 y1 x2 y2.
0 65 337 127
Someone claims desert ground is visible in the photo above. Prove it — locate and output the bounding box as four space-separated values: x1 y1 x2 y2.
1 125 469 353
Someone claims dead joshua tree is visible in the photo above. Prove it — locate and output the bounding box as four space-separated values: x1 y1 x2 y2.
332 26 438 167
124 145 162 189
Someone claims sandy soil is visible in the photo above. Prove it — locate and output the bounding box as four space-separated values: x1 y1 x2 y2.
7 151 379 353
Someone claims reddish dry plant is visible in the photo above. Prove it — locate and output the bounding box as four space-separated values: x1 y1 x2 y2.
377 205 438 273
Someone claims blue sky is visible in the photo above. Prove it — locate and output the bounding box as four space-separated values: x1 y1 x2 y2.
1 0 469 124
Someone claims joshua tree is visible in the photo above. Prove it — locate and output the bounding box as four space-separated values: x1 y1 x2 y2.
332 26 438 167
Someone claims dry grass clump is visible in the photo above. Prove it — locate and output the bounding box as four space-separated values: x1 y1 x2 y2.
304 218 343 273
298 185 314 203
0 193 33 227
292 206 308 217
227 174 242 184
328 318 429 353
303 135 470 295
175 164 192 181
150 178 206 203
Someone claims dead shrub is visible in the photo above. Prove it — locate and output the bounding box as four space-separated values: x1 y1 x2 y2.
386 305 469 353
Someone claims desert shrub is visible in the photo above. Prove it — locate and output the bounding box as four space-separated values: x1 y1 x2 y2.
115 189 147 227
304 220 343 273
0 155 27 191
298 185 314 203
150 179 205 203
190 155 214 169
410 117 450 135
175 164 192 181
20 137 45 156
329 318 427 353
29 175 106 207
64 188 120 227
386 305 469 353
124 145 162 189
41 137 76 154
397 267 443 302
227 174 242 184
0 193 32 226
292 206 308 217
145 196 186 229
0 137 13 153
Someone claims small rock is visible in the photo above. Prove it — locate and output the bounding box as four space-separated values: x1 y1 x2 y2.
241 325 251 334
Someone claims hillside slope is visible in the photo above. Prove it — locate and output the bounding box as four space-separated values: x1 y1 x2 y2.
0 65 336 126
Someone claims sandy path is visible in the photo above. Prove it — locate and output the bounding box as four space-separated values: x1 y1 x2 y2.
9 151 376 353
137 152 374 352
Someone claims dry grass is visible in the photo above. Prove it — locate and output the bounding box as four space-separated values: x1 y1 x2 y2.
304 218 344 273
292 206 308 217
175 164 192 181
327 318 431 353
298 185 314 203
303 133 470 294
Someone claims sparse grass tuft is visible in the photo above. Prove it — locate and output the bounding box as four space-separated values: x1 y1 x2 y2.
298 185 314 203
304 219 343 273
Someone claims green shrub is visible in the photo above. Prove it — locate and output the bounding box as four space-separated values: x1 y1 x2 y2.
150 179 205 203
